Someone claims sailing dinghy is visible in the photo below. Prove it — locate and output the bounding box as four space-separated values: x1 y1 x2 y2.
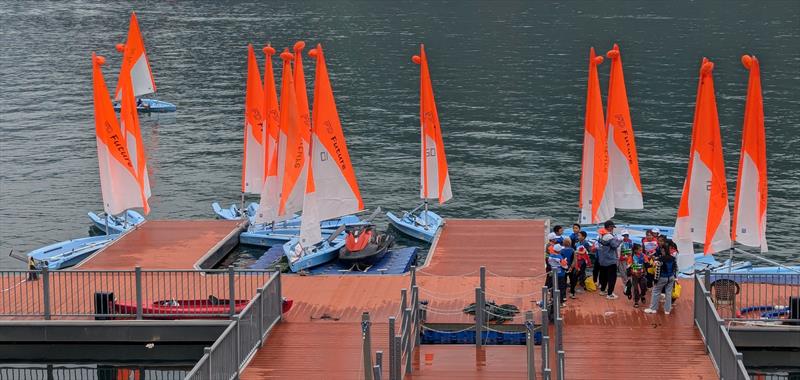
282 44 366 272
27 235 117 270
387 45 452 243
111 12 175 113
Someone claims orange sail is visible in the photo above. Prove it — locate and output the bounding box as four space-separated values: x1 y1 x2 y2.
114 12 156 99
242 44 266 194
605 44 643 209
293 41 312 133
254 44 282 225
92 53 146 215
299 44 364 246
579 48 614 224
674 58 731 270
414 45 452 204
732 55 768 252
117 57 151 215
277 49 308 217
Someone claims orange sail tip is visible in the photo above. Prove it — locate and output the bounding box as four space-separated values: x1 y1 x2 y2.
593 56 604 65
280 50 294 61
115 43 125 53
741 55 754 69
308 48 318 58
412 55 421 64
93 54 106 65
263 45 276 55
293 41 305 52
606 49 619 59
701 61 714 76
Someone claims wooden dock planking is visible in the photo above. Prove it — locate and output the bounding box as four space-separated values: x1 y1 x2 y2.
421 219 546 277
78 220 243 270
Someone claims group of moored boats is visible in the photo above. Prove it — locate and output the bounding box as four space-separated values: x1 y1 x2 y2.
13 15 797 280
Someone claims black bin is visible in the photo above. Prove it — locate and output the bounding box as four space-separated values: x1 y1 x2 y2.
94 291 114 320
790 296 800 324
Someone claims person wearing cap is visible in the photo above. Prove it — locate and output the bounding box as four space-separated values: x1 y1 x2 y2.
546 232 558 261
596 224 622 300
618 230 634 298
651 227 661 237
604 220 616 234
546 244 569 305
569 245 591 298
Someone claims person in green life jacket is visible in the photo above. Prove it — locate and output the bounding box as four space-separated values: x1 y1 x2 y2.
628 244 648 308
618 230 633 298
645 241 678 315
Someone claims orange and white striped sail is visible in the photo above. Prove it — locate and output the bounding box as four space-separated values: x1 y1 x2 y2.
277 49 309 218
118 59 151 215
674 58 731 270
92 53 146 216
242 44 266 194
413 45 452 204
114 12 156 100
579 48 614 224
732 55 768 252
605 44 643 209
254 45 282 225
293 41 312 133
299 44 365 246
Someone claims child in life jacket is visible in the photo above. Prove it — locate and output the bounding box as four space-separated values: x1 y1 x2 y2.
568 245 591 298
642 230 659 287
628 244 648 308
619 230 634 298
547 244 569 305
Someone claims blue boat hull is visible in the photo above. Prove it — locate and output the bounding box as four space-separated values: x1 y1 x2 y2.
113 98 176 113
211 202 259 221
88 210 146 234
386 210 443 243
28 235 116 269
239 215 362 248
283 238 346 272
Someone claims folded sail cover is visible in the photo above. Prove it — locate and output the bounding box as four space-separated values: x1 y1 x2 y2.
255 45 281 225
114 12 156 100
605 44 643 210
92 54 148 216
299 44 364 246
242 44 266 194
415 45 452 204
674 58 731 270
732 55 768 252
580 48 614 224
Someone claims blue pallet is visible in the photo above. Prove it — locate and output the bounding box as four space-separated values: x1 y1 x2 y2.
306 247 419 275
249 246 419 275
421 329 541 345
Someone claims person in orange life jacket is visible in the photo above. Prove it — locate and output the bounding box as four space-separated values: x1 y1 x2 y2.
590 228 606 285
547 244 569 304
619 230 634 298
545 232 558 261
645 241 678 315
642 229 659 287
597 220 622 299
628 244 648 307
569 245 591 298
568 223 581 248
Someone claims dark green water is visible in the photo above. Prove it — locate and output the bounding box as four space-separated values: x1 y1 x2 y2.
1 1 799 269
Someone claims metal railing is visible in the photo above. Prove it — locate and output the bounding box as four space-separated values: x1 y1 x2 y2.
694 273 751 380
0 268 271 319
184 271 282 380
0 366 188 380
705 272 800 321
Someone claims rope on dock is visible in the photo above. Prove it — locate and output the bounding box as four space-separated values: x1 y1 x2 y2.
418 286 475 299
484 288 542 298
416 268 480 277
423 305 473 315
421 324 477 334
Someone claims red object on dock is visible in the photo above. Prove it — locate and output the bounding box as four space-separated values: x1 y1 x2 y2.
113 298 249 319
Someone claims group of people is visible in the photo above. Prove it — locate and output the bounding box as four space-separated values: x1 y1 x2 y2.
545 220 680 315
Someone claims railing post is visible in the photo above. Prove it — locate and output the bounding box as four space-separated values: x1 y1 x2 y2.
388 317 397 380
135 266 143 320
556 351 565 380
275 272 283 321
475 287 483 350
375 351 383 373
554 289 562 353
400 288 408 318
204 347 212 379
229 266 236 317
257 287 264 347
542 336 550 380
234 315 241 377
410 265 416 288
362 312 374 380
541 286 549 333
393 334 402 380
525 311 536 380
42 267 50 320
405 308 413 374
412 285 420 347
480 266 486 293
373 365 382 380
